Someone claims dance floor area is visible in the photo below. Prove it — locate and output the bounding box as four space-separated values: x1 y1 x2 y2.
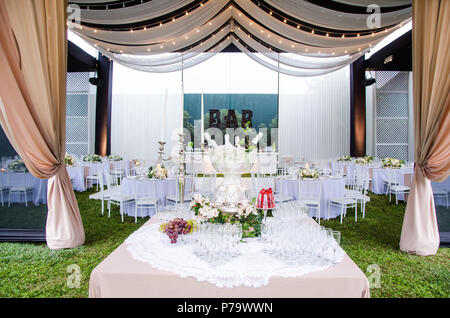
0 189 448 298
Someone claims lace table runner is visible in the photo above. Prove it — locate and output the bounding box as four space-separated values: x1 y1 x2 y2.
125 223 345 288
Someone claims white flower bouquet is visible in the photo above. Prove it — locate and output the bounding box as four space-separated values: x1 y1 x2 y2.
382 157 405 168
337 155 352 162
236 202 258 218
108 154 123 161
355 157 369 165
64 153 74 166
83 154 102 163
300 168 319 179
148 164 167 179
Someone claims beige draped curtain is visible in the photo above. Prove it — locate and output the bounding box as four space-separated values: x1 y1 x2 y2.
0 0 85 249
400 0 450 256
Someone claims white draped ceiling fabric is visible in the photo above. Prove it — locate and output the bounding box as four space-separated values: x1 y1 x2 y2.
68 0 411 76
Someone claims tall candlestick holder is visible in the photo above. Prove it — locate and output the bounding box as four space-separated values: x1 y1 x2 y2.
177 133 186 204
157 141 168 165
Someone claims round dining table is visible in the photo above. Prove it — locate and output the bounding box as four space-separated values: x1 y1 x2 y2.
121 177 191 218
277 176 345 219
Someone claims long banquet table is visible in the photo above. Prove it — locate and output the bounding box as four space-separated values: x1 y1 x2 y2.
89 215 370 298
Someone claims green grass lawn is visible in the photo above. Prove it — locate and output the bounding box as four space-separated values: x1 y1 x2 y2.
0 190 448 298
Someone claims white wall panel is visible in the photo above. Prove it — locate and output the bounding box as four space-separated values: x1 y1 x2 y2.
278 66 350 161
111 64 182 161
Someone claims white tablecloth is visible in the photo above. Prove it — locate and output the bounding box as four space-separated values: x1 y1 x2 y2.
277 177 345 219
372 168 414 201
74 161 131 190
0 172 47 205
67 166 87 192
121 177 190 217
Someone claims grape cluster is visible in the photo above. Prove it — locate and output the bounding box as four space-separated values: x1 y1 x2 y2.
163 218 192 243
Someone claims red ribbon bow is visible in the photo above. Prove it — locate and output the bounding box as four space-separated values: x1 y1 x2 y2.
256 188 275 209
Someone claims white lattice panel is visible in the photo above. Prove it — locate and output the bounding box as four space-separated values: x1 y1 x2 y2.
375 71 409 161
376 93 408 117
66 72 92 155
376 118 408 144
376 145 408 161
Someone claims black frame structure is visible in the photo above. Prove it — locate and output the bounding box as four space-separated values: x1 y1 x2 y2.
349 30 412 157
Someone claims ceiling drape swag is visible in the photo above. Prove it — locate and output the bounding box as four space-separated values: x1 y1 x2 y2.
0 0 85 249
399 0 450 256
68 0 411 75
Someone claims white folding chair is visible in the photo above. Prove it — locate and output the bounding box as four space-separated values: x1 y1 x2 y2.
328 181 358 224
387 169 410 204
298 181 322 224
86 163 103 191
0 176 10 207
344 167 371 219
8 171 34 207
135 179 159 223
108 183 135 222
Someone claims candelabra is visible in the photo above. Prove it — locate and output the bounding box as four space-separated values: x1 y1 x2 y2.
157 141 169 165
177 133 186 204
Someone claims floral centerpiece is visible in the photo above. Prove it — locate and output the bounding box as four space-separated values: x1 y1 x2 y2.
148 164 167 179
190 194 263 238
337 155 352 162
108 154 123 161
363 155 375 163
382 157 405 168
64 153 74 166
83 154 102 163
355 157 369 165
299 168 319 179
8 159 27 172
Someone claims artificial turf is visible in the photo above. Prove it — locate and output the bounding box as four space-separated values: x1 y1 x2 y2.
0 190 448 298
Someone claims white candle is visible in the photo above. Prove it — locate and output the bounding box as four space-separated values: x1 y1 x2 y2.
305 163 310 170
161 89 168 141
200 93 204 146
224 134 230 146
